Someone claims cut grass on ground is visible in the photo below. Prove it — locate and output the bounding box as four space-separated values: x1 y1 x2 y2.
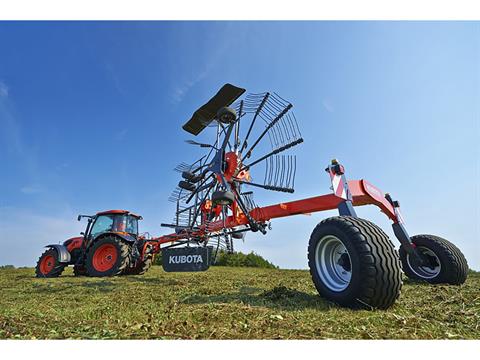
0 266 479 339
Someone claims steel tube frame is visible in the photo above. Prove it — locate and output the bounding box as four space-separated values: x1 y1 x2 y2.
148 160 419 262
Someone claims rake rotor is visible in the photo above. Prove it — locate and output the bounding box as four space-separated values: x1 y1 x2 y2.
166 84 303 249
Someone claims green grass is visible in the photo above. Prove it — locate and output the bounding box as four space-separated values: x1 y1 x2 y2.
0 266 479 339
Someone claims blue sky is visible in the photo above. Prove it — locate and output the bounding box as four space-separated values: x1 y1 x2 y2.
0 21 478 269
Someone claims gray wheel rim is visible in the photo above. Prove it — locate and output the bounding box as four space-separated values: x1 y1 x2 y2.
315 235 352 292
406 246 441 279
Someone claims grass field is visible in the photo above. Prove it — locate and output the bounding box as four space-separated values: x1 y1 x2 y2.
0 266 479 339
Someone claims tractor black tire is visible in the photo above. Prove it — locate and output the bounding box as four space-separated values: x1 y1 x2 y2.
73 263 88 277
35 248 66 278
399 234 468 285
123 255 153 276
308 216 402 309
178 180 196 192
85 235 131 277
217 107 237 124
212 190 235 206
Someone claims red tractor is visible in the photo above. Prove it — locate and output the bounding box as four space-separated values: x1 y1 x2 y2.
36 210 153 277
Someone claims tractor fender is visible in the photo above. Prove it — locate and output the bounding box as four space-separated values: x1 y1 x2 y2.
45 244 72 263
94 232 137 244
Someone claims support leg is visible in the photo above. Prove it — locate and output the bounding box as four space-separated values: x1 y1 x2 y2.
392 222 425 264
338 200 358 217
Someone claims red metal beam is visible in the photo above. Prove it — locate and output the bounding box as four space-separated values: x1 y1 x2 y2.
348 179 397 221
250 193 343 221
150 178 398 250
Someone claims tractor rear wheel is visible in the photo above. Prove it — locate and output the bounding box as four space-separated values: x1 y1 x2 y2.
85 236 130 277
35 248 66 278
399 234 468 285
308 216 402 309
123 255 153 275
73 263 88 276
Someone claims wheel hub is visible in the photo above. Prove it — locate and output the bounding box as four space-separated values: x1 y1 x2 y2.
407 246 441 279
315 235 352 292
337 252 351 272
92 244 118 272
40 255 55 274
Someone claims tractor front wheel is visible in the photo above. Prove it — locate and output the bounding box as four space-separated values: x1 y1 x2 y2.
85 236 130 277
399 234 468 285
308 216 402 309
35 248 66 278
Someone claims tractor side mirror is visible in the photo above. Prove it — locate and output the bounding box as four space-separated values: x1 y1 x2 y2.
77 215 81 221
80 232 85 236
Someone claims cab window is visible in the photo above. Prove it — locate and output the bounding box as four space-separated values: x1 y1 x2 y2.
125 216 138 235
90 215 114 237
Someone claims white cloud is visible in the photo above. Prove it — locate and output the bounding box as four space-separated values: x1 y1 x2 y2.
170 36 232 104
0 207 84 267
0 83 40 183
104 61 126 97
0 81 8 98
171 70 208 104
20 184 44 194
322 98 334 113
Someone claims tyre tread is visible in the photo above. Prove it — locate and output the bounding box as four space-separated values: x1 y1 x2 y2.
35 249 66 278
308 216 402 309
400 234 468 285
85 235 131 277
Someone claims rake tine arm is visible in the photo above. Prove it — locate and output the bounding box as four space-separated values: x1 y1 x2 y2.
185 176 215 204
240 138 304 172
234 179 294 193
234 100 243 151
242 103 293 161
240 92 270 153
231 187 265 233
188 181 216 229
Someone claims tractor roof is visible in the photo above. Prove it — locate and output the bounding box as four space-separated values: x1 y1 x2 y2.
95 210 143 219
182 83 245 136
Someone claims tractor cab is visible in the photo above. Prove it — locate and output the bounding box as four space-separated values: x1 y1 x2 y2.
79 210 142 243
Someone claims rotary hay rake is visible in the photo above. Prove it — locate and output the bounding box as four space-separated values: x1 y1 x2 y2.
36 83 468 310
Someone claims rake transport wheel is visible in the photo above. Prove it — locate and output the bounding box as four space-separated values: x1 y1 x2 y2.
85 235 130 277
308 216 403 309
399 235 468 285
35 248 66 278
123 255 153 276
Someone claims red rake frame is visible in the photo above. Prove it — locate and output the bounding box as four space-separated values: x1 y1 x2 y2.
146 159 416 260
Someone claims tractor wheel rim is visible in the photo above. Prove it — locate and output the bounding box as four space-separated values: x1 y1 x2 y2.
315 235 352 292
92 244 118 272
40 255 55 274
406 246 441 279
